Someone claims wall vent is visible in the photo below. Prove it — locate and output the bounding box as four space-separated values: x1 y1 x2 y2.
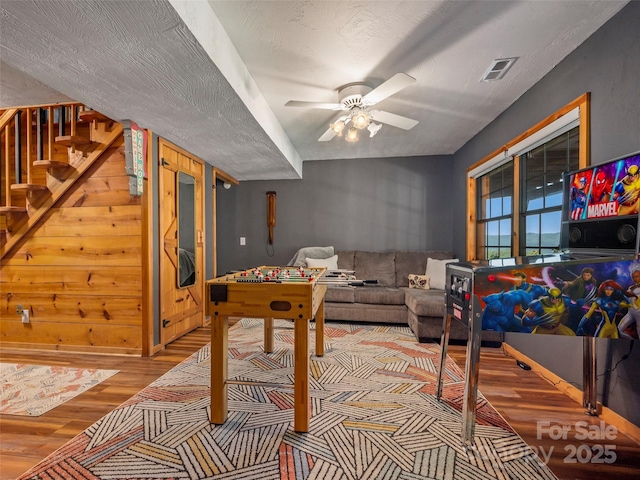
481 57 518 82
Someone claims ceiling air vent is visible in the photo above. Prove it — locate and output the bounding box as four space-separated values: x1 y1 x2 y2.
481 57 518 82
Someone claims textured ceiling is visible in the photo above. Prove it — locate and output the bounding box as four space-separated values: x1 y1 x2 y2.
0 0 629 180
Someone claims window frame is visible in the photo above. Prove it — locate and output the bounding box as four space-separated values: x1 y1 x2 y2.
466 93 590 261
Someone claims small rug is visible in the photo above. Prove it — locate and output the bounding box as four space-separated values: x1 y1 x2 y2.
0 363 119 416
17 320 557 479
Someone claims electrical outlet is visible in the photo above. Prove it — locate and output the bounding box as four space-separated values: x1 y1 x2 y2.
21 310 30 324
240 237 246 246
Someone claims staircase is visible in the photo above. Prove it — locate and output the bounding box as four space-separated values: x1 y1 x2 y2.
0 103 123 258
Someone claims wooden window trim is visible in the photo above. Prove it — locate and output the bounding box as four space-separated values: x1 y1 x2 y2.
466 93 590 261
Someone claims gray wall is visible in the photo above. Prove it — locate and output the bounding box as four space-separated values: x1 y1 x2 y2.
452 2 640 427
216 155 454 274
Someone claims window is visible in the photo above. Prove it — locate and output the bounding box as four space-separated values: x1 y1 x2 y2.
520 128 579 255
467 94 589 260
476 163 514 259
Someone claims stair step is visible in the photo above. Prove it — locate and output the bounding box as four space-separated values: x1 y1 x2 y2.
78 110 109 122
55 135 92 147
33 160 73 169
10 183 49 192
0 206 27 214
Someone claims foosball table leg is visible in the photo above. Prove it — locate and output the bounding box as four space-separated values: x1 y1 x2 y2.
294 317 310 433
210 314 229 424
315 301 325 357
264 317 274 353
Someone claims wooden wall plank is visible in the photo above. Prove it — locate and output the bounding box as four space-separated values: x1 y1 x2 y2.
0 321 141 350
3 236 141 266
57 175 135 208
30 205 142 237
1 265 142 295
1 294 141 325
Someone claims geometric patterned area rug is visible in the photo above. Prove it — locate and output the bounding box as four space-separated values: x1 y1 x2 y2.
0 363 119 417
16 320 557 479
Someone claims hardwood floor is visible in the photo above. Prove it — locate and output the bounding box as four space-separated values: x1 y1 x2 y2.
1 326 638 480
447 344 640 480
0 329 212 480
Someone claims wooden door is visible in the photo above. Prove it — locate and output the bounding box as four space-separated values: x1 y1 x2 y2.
158 140 204 346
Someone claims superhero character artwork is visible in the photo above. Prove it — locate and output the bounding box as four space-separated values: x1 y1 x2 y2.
614 164 640 216
575 280 630 338
590 170 613 204
522 287 582 336
569 175 589 220
481 290 533 333
568 154 640 221
473 257 639 338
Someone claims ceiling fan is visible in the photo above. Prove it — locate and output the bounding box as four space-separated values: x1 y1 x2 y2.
285 73 419 142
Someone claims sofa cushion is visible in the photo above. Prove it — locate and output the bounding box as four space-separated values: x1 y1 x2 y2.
336 250 355 271
408 274 430 289
402 287 446 317
325 303 407 324
288 246 335 266
354 286 406 305
306 254 338 269
354 251 396 286
395 251 454 287
395 251 429 287
325 286 355 303
426 257 459 290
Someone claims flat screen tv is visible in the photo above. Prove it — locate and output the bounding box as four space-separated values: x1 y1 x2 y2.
562 149 640 253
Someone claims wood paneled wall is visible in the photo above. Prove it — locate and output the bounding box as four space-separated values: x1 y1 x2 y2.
0 139 145 355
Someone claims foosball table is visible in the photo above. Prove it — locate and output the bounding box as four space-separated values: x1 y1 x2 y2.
205 266 327 433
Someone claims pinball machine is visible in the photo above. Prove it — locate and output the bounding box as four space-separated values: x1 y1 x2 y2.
438 149 640 446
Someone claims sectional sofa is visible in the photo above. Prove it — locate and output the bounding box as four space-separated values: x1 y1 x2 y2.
307 249 502 343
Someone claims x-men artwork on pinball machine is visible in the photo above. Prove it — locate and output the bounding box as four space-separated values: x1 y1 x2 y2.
469 256 640 340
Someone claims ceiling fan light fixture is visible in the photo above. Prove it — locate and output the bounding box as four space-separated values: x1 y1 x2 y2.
330 119 346 135
352 109 371 129
345 126 359 143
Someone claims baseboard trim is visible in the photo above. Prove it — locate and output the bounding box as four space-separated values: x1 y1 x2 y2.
503 343 640 446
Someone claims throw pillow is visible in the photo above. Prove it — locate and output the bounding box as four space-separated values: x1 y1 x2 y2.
408 274 430 289
425 257 459 290
306 255 339 270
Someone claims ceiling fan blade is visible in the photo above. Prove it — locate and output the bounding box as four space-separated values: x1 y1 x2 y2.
285 100 345 110
371 110 419 130
362 73 416 106
318 127 336 142
318 115 350 142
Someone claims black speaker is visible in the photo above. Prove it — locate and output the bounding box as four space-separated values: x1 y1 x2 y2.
567 218 638 250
